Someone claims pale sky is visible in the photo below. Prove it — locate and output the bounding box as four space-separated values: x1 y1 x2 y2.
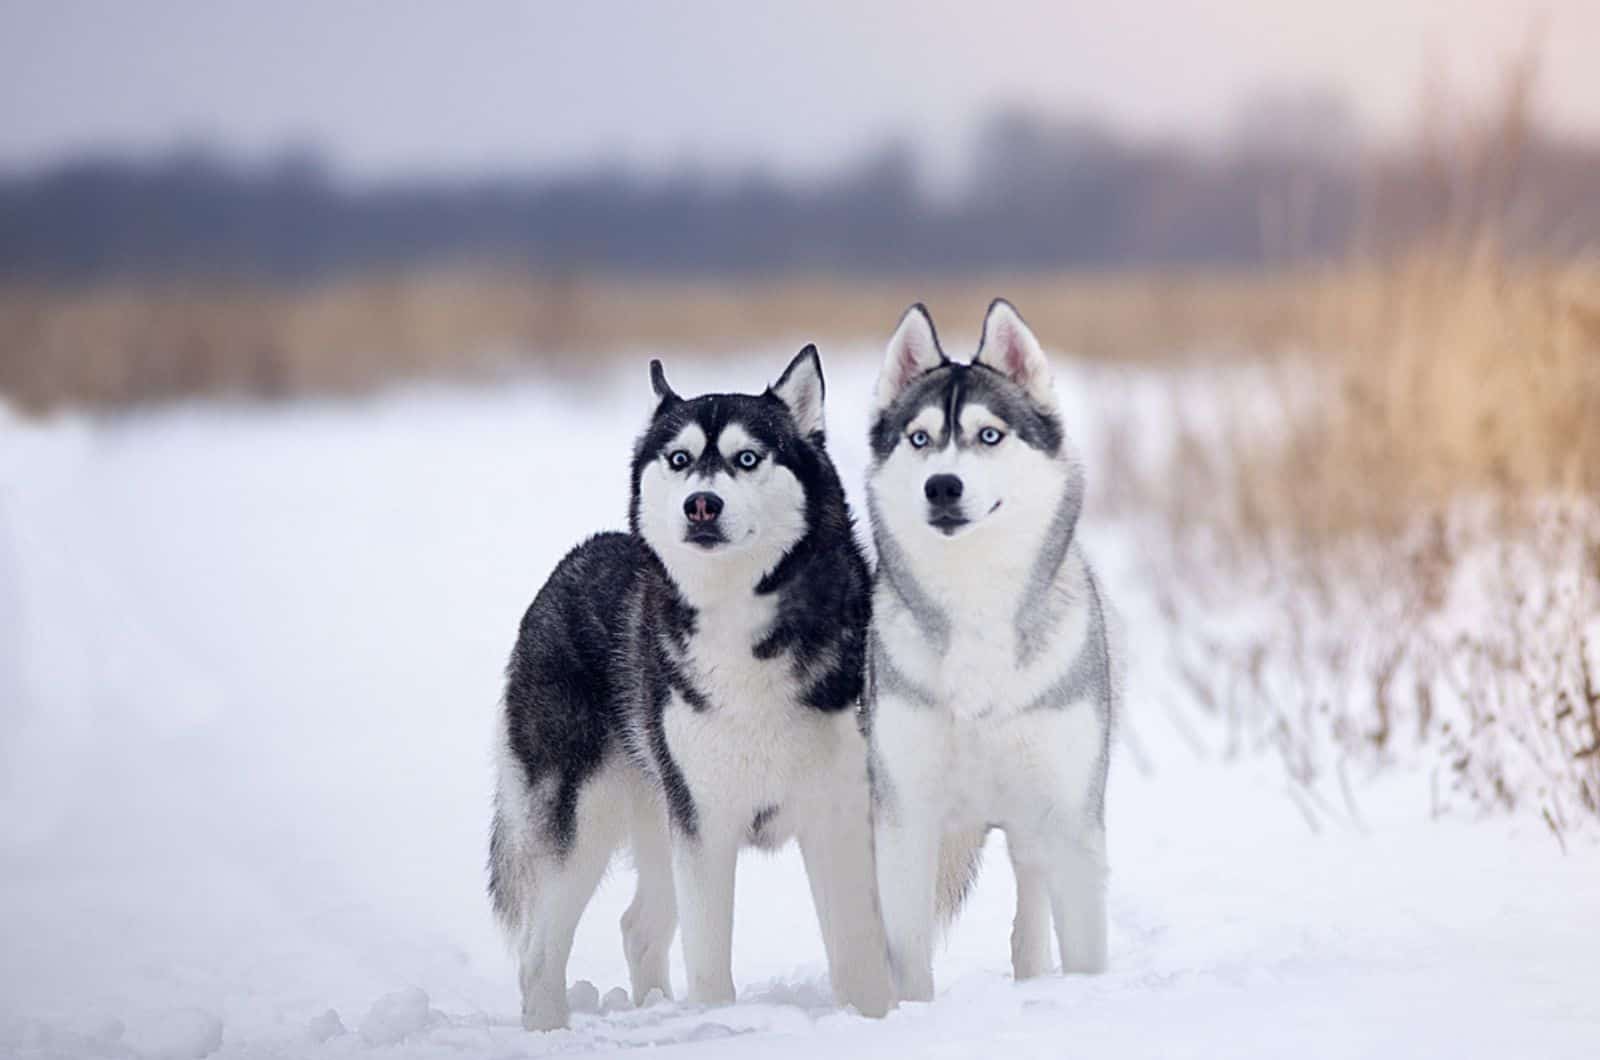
2 0 1596 183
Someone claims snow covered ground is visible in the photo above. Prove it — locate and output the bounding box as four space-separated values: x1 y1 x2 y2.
2 351 1595 1059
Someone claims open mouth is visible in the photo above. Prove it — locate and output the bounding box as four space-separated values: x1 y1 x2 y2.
684 524 728 549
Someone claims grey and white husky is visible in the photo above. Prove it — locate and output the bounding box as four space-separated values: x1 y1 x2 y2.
489 347 892 1030
864 300 1116 1001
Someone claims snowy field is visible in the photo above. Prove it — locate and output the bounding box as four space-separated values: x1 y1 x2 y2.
2 350 1596 1059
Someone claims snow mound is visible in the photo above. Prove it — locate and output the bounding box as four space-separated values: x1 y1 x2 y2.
129 1009 222 1060
358 988 432 1046
742 975 835 1012
304 1008 345 1044
684 1021 738 1042
566 979 600 1014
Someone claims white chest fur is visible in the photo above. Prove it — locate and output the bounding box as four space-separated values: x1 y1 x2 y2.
686 590 783 713
660 588 852 828
877 546 1093 721
871 545 1106 832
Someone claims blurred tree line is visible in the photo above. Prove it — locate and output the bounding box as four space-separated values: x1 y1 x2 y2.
2 100 1596 282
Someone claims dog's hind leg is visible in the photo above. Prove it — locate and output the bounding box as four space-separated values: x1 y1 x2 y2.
1008 845 1054 980
515 774 626 1031
1045 829 1108 975
620 780 676 1005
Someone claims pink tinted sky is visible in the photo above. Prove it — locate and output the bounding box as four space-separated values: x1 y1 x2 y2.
1 0 1595 181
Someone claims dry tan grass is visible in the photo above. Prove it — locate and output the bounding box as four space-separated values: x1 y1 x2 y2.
1131 240 1600 834
1116 39 1600 832
5 242 1596 539
1211 248 1600 538
0 268 1329 413
1172 38 1600 539
6 250 1597 550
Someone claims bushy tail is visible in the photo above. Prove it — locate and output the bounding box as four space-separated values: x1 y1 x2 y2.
487 798 525 939
935 826 988 926
488 738 538 944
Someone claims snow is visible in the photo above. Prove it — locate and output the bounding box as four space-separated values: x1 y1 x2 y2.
306 1009 346 1045
358 990 434 1047
132 1009 226 1060
2 352 1596 1059
598 987 631 1015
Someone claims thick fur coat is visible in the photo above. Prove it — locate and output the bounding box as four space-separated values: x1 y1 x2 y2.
864 301 1117 1001
489 347 892 1029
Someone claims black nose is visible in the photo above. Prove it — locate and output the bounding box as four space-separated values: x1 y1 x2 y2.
924 474 964 506
684 491 724 523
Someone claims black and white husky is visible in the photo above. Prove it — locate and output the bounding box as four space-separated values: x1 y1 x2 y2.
489 347 892 1030
864 300 1116 1001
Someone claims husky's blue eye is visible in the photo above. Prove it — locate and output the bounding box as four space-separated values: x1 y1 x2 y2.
979 426 1005 446
735 449 762 470
668 449 692 470
909 430 931 449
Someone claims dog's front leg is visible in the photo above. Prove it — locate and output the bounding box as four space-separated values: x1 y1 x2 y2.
873 805 939 1002
799 759 893 1017
870 693 946 1002
671 827 739 1005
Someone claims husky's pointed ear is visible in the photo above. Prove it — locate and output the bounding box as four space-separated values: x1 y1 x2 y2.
973 298 1055 408
875 303 946 410
648 359 679 408
769 343 826 438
